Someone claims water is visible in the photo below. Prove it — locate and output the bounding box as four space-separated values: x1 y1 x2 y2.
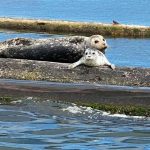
0 98 149 150
0 30 64 40
0 30 150 68
0 32 150 149
0 1 150 149
0 0 150 26
107 38 150 68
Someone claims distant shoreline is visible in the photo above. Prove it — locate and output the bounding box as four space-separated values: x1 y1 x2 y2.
0 17 150 37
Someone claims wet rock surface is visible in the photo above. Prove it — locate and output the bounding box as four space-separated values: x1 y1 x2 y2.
0 58 149 87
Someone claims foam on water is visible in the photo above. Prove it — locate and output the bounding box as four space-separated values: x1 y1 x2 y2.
62 104 93 114
62 103 148 120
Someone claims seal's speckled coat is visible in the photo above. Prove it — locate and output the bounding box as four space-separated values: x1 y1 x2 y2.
0 35 107 63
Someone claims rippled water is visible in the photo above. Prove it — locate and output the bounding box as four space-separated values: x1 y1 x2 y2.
0 1 150 148
107 38 150 68
0 98 149 150
0 33 149 149
0 0 150 26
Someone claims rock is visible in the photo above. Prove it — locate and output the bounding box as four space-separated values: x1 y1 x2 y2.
0 58 149 87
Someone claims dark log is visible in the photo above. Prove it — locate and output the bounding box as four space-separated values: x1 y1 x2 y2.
0 58 149 87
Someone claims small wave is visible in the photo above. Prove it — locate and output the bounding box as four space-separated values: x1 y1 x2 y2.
62 104 94 114
106 113 145 119
10 99 23 104
62 103 149 120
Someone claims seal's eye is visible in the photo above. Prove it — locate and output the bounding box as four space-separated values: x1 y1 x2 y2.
103 38 105 41
92 52 95 55
85 52 88 55
95 40 99 44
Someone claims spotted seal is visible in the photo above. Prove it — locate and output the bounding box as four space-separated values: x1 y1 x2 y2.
69 48 115 70
0 35 108 63
84 35 107 53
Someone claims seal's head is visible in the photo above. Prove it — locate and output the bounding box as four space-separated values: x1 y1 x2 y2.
88 35 108 53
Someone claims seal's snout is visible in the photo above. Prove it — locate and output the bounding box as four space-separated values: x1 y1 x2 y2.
86 54 91 58
102 43 108 51
87 55 91 60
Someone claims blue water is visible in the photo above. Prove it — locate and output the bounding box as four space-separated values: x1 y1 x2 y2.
0 31 150 150
0 98 150 150
107 38 150 68
0 0 150 26
0 1 150 149
0 30 64 40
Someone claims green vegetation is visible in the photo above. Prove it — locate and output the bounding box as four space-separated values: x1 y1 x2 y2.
77 102 150 117
0 95 149 116
0 18 150 37
0 96 13 104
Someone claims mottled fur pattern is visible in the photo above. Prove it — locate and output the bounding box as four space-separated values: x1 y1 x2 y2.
85 35 108 54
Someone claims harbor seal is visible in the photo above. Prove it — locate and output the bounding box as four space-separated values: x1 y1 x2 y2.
84 35 107 53
0 35 108 63
69 48 115 70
